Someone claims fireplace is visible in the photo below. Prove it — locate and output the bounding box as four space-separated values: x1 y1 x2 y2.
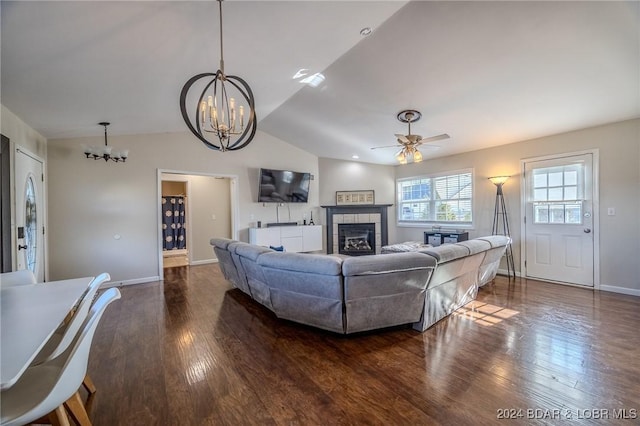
338 223 376 256
321 204 392 255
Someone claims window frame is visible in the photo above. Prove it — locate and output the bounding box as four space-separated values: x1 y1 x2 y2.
396 168 475 228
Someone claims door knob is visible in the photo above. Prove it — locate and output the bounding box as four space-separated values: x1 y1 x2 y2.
584 228 591 234
18 244 27 250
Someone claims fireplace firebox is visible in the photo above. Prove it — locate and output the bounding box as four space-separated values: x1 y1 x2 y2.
338 223 376 256
321 204 392 255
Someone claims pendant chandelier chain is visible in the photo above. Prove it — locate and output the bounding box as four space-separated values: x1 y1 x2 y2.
218 0 225 75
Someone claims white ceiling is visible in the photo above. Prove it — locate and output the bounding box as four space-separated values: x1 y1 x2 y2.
2 1 639 165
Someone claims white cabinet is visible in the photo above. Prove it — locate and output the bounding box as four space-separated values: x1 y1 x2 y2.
249 225 322 253
302 226 323 252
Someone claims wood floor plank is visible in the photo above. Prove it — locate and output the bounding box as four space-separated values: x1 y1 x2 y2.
85 265 640 425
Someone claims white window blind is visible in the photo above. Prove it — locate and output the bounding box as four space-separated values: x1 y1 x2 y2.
397 170 473 225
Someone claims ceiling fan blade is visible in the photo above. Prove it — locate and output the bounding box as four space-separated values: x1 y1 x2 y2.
395 134 411 144
420 133 450 143
370 145 403 150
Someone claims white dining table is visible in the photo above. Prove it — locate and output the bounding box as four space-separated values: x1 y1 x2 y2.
0 276 94 390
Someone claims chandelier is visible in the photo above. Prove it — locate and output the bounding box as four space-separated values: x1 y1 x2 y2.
83 122 128 162
179 0 257 152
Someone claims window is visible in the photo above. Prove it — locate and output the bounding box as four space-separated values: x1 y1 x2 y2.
531 165 583 225
397 170 473 225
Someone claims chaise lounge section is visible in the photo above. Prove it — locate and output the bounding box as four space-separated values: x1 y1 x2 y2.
211 235 509 334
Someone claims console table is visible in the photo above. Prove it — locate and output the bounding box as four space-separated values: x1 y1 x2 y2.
424 231 469 246
249 225 322 252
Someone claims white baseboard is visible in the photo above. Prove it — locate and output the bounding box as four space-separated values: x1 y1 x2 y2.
190 259 218 266
599 285 640 297
501 270 640 297
497 268 522 277
100 276 161 288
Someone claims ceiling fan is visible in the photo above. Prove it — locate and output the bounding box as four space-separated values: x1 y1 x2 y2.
371 109 450 164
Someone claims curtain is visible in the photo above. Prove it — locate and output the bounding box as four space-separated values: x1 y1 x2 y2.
162 196 186 251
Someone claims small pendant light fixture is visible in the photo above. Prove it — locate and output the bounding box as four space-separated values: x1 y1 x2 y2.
179 0 257 152
83 122 128 162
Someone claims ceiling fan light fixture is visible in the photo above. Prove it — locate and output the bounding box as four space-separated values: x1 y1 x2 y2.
413 149 423 163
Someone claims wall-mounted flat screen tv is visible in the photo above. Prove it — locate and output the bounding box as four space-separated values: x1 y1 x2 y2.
258 168 310 203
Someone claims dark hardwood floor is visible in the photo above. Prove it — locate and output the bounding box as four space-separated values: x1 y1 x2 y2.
85 264 640 425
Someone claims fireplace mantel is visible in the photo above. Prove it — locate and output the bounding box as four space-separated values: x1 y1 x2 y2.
321 204 392 254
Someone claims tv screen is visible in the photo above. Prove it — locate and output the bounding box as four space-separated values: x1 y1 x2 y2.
258 168 310 203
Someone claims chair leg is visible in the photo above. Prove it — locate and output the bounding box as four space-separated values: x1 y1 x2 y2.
48 405 71 426
83 373 97 394
64 391 92 426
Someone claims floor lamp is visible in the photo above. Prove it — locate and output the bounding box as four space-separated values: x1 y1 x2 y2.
489 176 516 280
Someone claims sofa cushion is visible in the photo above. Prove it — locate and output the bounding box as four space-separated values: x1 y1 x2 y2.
419 243 470 263
342 252 436 333
477 235 510 248
342 252 435 277
457 239 491 255
258 252 343 276
235 244 274 261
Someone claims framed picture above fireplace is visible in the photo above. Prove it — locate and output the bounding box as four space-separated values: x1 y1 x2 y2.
336 190 375 205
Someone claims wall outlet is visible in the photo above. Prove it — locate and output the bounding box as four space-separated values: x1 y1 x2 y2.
607 207 615 216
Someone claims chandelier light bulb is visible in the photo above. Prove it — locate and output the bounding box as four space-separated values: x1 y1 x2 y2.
83 122 128 163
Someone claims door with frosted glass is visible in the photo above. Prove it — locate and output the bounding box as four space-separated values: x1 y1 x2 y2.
15 148 45 281
523 153 594 286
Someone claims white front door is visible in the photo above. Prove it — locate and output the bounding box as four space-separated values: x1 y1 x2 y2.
15 148 45 281
522 152 595 287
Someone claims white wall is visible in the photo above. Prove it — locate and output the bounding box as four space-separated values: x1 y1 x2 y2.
317 158 397 243
0 105 48 159
47 130 319 284
394 119 640 294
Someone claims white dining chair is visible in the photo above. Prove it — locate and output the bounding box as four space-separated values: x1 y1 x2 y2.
0 287 121 426
31 272 111 365
0 269 36 288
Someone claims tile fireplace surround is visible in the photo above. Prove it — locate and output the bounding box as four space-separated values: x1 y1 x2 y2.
321 204 392 255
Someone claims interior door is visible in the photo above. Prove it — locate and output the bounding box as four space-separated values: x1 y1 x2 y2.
15 148 45 281
523 153 594 286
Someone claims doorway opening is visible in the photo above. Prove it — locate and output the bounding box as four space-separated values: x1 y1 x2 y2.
161 179 189 268
157 170 239 280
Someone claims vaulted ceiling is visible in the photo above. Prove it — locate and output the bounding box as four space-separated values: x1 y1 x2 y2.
2 1 639 165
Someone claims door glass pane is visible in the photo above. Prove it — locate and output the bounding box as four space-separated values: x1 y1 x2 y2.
548 187 563 201
564 186 578 200
534 205 549 223
549 205 565 223
564 170 577 185
548 172 563 186
24 176 37 273
534 188 547 201
533 173 547 188
565 204 582 224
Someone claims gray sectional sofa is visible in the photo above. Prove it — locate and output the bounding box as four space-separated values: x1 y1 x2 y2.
211 235 509 334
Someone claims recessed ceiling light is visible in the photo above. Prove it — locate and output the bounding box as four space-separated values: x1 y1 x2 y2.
352 154 360 159
360 27 372 36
